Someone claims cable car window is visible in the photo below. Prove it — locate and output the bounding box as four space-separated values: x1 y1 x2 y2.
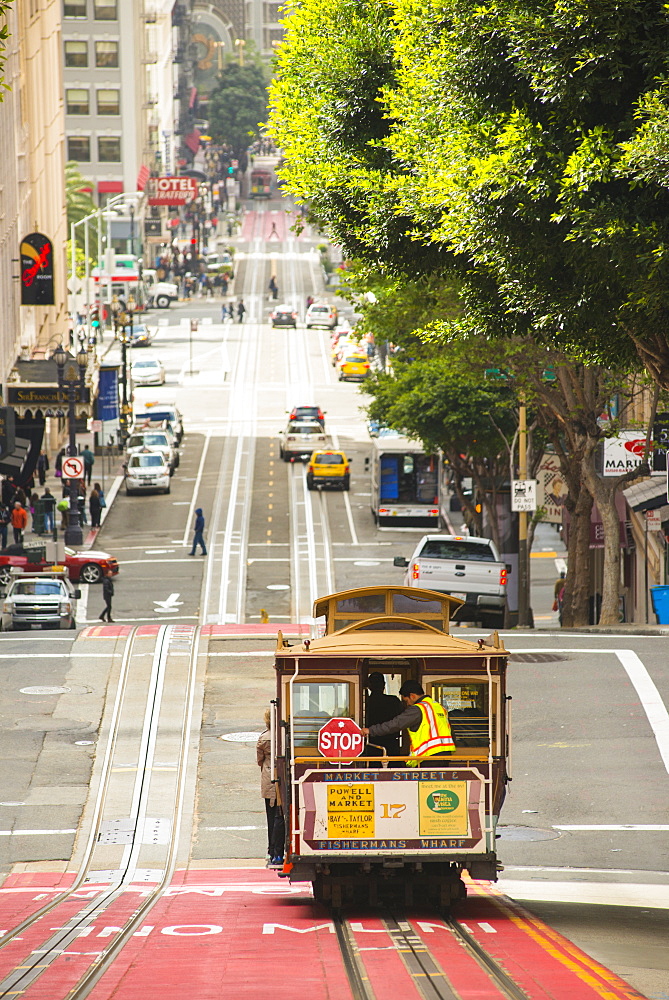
392 594 443 615
292 681 352 747
431 682 491 747
351 620 427 631
336 594 385 615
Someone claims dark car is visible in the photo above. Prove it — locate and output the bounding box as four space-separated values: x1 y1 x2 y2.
270 304 298 328
287 404 326 428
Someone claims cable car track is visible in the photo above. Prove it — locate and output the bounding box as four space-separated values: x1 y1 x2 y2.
0 623 201 999
333 911 531 1000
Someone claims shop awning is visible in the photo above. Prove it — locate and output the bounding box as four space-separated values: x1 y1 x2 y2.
623 477 667 512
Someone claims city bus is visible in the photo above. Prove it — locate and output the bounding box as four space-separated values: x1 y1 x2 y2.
369 435 442 527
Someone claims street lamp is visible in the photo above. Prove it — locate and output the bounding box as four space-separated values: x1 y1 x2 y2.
52 343 89 547
111 293 135 441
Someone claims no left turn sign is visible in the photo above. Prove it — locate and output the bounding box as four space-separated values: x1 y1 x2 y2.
62 455 84 479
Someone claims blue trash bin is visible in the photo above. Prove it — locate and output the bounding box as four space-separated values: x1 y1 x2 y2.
650 586 669 625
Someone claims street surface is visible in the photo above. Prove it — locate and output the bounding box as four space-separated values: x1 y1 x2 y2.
0 197 667 999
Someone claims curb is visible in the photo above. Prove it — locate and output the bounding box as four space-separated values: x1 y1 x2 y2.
530 625 669 636
82 474 124 551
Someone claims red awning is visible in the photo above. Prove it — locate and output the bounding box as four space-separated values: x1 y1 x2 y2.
184 129 201 154
189 86 198 109
136 164 150 191
98 181 124 194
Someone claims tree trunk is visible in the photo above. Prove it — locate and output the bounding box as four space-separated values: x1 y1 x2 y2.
561 487 593 627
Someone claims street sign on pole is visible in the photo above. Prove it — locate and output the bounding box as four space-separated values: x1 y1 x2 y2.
318 718 365 761
645 510 662 532
62 455 84 479
511 480 537 513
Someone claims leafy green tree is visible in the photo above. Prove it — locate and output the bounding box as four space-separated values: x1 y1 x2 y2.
208 60 268 157
386 0 669 384
0 2 14 96
65 161 98 252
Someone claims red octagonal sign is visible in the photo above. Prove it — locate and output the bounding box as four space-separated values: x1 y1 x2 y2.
318 718 365 760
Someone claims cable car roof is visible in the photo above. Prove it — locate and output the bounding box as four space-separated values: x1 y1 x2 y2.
276 617 508 658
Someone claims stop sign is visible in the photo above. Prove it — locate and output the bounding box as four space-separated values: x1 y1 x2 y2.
318 718 365 760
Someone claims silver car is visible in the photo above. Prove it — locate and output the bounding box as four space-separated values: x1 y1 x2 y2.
278 420 327 461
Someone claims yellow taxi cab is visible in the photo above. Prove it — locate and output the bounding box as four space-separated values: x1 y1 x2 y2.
337 351 370 382
306 450 350 491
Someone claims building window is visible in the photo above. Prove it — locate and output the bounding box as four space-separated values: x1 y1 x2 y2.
64 40 88 67
64 1 87 16
94 0 117 19
97 89 120 115
67 136 91 161
66 88 90 114
263 27 285 48
264 2 282 20
95 40 119 67
98 136 121 161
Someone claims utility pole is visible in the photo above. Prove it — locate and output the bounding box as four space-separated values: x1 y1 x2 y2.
517 399 531 626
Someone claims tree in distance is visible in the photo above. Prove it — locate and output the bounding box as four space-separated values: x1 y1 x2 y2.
208 59 268 159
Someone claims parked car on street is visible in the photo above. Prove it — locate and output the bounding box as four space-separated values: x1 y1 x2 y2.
134 402 184 443
278 420 328 461
126 429 178 473
124 450 171 495
337 351 370 381
0 544 119 588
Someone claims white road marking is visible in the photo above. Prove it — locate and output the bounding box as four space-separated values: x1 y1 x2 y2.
616 649 669 774
500 880 669 909
154 593 183 612
0 829 76 836
554 825 669 831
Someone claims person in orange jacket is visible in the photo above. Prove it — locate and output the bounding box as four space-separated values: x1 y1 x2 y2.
10 501 28 544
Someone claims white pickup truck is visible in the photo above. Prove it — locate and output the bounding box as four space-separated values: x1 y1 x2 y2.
394 534 507 628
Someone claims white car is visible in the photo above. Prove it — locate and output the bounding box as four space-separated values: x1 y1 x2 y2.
126 429 178 473
125 451 171 495
131 358 165 386
134 402 184 443
306 303 338 329
278 420 328 461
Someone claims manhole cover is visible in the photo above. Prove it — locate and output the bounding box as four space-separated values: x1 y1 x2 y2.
510 653 571 663
20 686 70 695
219 732 263 743
497 825 561 842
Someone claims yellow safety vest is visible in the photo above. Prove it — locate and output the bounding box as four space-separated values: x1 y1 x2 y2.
409 696 455 757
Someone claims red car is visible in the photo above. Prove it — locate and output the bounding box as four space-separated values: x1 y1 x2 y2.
0 545 119 587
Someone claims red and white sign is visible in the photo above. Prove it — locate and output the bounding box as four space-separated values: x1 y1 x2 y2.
318 718 365 761
645 510 662 531
62 455 84 479
147 176 198 206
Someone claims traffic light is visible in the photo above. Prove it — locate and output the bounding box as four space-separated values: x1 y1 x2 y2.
91 309 100 329
227 165 235 176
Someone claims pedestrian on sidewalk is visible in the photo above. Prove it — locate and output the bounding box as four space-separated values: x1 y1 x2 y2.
36 450 49 487
0 502 9 549
42 487 55 535
82 445 95 486
89 483 102 528
221 303 228 322
236 299 246 323
11 501 27 545
268 275 278 300
189 508 207 556
99 569 114 622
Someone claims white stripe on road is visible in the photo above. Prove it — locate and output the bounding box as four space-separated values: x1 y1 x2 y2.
554 824 669 831
616 649 669 775
499 880 669 909
0 829 76 836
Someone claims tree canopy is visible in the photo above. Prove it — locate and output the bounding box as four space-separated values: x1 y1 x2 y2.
270 0 669 389
208 60 269 158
